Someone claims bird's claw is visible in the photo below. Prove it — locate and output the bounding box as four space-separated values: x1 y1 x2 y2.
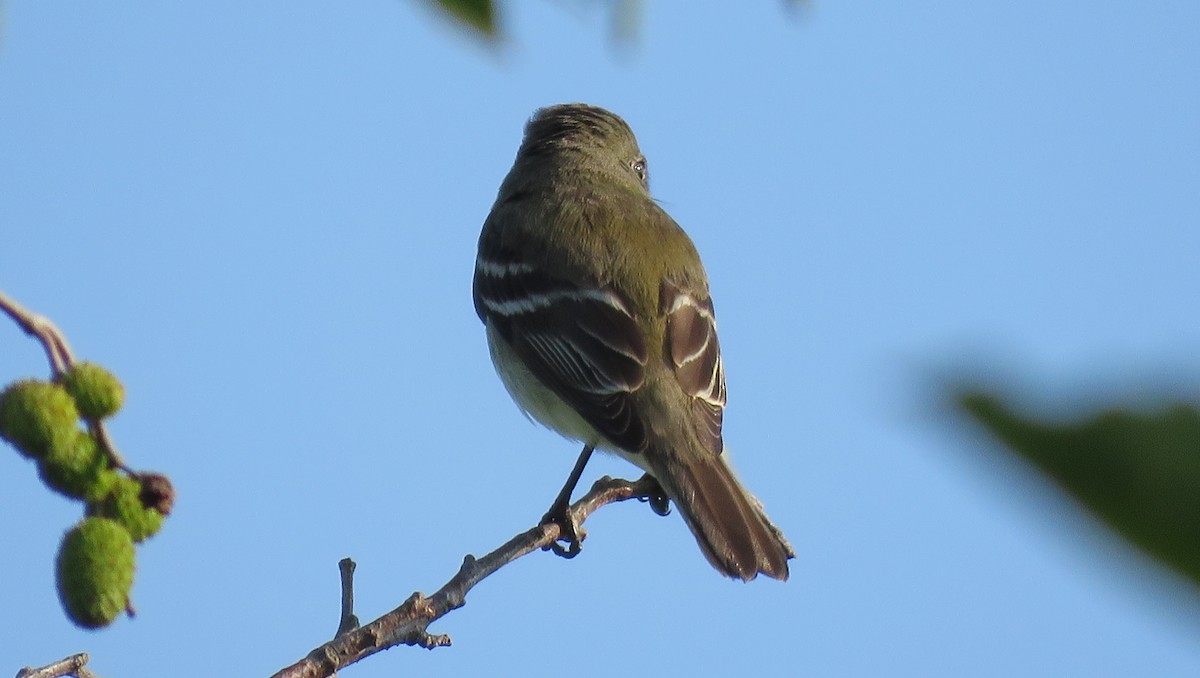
638 492 671 517
541 507 587 559
645 492 671 517
635 474 672 516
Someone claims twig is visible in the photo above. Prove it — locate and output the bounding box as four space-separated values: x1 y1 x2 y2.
334 558 359 636
0 290 76 374
0 289 128 470
271 474 661 678
15 652 101 678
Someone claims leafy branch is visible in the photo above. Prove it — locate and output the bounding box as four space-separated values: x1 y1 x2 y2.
0 290 126 471
1 290 174 633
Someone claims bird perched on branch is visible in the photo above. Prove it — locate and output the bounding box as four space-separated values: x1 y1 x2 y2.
473 103 793 581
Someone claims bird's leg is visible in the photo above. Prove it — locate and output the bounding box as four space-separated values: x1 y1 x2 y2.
541 444 594 558
635 473 672 516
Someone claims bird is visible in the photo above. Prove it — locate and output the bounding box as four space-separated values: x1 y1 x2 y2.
473 103 793 581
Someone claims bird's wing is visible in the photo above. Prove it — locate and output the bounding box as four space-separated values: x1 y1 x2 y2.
661 279 726 456
474 245 650 453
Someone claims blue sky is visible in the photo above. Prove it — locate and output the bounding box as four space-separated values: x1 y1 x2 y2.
2 2 1199 676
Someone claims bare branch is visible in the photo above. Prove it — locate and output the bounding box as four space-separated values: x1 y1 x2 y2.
0 290 77 375
334 558 359 637
271 474 661 678
15 652 102 678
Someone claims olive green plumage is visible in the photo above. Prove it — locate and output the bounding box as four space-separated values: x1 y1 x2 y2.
474 104 793 580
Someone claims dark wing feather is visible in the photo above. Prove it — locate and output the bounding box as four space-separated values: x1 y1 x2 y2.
474 246 650 452
661 280 726 456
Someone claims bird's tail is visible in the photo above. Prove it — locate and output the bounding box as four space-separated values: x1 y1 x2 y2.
649 447 793 581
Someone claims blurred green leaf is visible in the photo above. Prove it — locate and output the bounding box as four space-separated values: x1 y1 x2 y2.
432 0 496 38
960 393 1200 587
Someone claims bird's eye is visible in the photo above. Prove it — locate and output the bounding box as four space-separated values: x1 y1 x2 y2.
631 158 648 183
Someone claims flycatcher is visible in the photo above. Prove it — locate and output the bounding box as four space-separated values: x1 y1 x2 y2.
473 103 793 581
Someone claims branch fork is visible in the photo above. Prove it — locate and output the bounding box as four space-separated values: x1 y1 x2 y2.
273 474 662 678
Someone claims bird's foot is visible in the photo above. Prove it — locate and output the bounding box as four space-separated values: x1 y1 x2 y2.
635 473 671 516
541 503 587 559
